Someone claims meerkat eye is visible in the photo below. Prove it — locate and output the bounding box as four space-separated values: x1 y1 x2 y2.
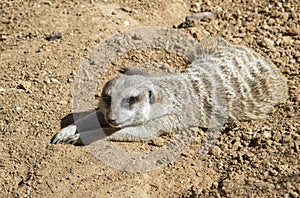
102 94 111 106
128 96 139 106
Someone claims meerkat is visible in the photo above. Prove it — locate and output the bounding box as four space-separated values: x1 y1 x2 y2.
51 38 288 145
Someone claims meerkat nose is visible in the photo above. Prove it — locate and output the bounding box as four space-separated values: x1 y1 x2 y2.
107 117 117 125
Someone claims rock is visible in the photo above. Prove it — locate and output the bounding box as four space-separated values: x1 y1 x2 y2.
189 12 217 21
16 106 23 112
120 7 132 13
58 100 68 105
281 36 293 45
232 140 241 150
177 12 217 29
190 2 201 13
18 81 31 92
45 78 51 84
151 137 165 147
281 134 292 143
286 27 300 36
262 131 272 139
248 137 260 147
263 37 274 49
0 34 7 41
0 87 6 92
181 152 191 158
209 146 222 158
51 78 60 83
45 32 62 41
123 20 130 27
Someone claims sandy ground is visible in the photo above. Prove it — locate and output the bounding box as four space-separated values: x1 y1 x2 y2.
0 0 299 197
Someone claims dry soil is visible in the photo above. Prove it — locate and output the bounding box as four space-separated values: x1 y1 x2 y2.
0 0 299 197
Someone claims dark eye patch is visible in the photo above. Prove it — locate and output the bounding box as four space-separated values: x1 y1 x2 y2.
102 94 111 106
127 96 139 106
121 95 141 108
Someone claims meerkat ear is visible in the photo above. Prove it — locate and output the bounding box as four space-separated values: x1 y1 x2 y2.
149 91 155 104
119 67 150 76
149 90 161 105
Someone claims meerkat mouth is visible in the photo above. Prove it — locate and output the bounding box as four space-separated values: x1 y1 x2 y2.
106 120 122 128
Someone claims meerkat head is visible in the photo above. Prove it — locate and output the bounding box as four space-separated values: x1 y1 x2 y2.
99 74 161 128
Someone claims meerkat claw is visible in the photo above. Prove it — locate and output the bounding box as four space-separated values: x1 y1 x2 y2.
51 125 79 144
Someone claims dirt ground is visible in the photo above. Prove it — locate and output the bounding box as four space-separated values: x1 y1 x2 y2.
1 0 299 197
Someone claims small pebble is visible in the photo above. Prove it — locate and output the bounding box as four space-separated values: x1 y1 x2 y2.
281 36 293 45
124 20 130 27
16 106 23 112
249 137 260 147
181 152 191 157
151 137 165 147
44 1 52 6
121 7 132 13
18 81 31 92
286 27 300 36
189 12 217 20
263 37 274 49
51 78 60 83
45 79 51 84
209 146 222 157
46 32 62 41
263 131 272 139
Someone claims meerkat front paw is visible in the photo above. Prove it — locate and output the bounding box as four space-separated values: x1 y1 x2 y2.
51 125 82 145
106 126 157 142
